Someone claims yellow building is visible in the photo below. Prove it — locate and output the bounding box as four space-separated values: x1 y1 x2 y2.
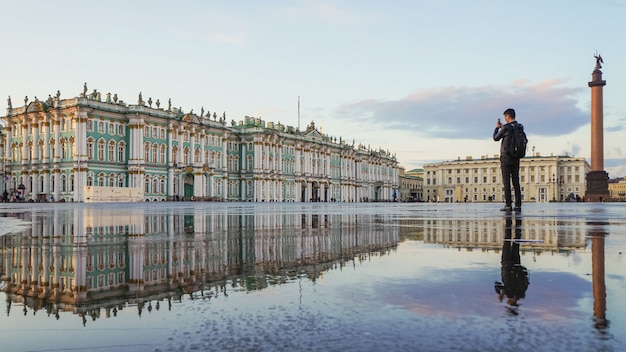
423 153 589 203
608 177 626 201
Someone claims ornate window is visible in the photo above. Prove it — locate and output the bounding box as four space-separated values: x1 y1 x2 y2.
152 144 158 164
144 143 150 163
118 142 125 162
87 138 93 160
108 141 115 162
98 140 105 161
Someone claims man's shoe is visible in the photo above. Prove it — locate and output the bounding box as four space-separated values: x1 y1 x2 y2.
500 206 512 211
514 206 522 211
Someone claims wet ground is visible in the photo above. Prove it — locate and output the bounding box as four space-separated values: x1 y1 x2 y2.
0 202 624 352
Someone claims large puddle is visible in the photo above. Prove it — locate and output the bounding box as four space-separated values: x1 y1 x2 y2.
0 202 624 351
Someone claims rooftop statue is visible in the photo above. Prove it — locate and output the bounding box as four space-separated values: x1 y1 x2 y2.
594 53 603 69
7 96 11 109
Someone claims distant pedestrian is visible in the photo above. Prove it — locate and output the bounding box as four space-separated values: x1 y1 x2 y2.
493 108 524 211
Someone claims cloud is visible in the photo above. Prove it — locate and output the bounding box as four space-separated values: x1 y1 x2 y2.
335 81 587 140
606 125 623 132
605 158 626 178
272 1 377 25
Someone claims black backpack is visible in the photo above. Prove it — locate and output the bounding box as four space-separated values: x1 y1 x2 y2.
508 123 528 158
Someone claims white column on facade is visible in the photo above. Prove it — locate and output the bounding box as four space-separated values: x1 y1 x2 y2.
241 142 247 172
42 121 51 163
207 174 213 198
254 142 259 170
42 172 50 197
52 170 60 200
194 171 204 198
75 112 89 202
53 120 61 161
277 143 282 173
32 120 40 162
295 147 301 175
177 130 184 165
221 137 228 171
21 122 29 165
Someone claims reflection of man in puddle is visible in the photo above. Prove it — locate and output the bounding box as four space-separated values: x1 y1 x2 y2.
495 215 529 310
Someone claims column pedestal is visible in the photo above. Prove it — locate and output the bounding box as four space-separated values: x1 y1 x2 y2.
585 170 610 202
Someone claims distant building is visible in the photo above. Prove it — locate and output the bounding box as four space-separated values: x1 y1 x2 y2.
1 90 399 202
423 153 589 203
399 167 423 201
608 177 626 201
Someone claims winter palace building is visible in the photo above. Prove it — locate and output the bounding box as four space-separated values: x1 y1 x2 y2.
1 87 399 202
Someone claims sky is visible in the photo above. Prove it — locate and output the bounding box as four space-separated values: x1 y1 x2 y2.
1 0 625 177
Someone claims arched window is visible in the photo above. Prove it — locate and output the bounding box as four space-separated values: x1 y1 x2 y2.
151 144 158 164
183 148 190 165
98 140 105 161
160 178 166 194
108 141 115 162
87 138 94 160
61 139 67 160
144 143 150 163
118 142 126 162
171 146 178 165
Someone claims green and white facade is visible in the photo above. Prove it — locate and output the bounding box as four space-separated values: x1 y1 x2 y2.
1 91 399 202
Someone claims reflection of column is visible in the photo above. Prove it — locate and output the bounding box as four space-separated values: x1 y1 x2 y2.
591 231 608 329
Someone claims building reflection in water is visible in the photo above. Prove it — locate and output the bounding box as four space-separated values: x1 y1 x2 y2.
0 207 399 324
413 215 609 333
418 217 587 253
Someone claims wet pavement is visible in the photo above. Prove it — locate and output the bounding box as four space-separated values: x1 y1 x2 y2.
0 202 624 352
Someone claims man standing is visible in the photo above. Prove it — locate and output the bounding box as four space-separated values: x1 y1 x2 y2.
493 108 523 211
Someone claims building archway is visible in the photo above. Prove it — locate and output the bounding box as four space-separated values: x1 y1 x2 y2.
312 181 320 202
300 181 307 202
183 173 194 199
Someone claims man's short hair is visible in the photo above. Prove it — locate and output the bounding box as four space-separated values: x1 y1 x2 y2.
503 108 516 119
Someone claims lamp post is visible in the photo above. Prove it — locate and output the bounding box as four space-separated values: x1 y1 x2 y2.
552 173 556 202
